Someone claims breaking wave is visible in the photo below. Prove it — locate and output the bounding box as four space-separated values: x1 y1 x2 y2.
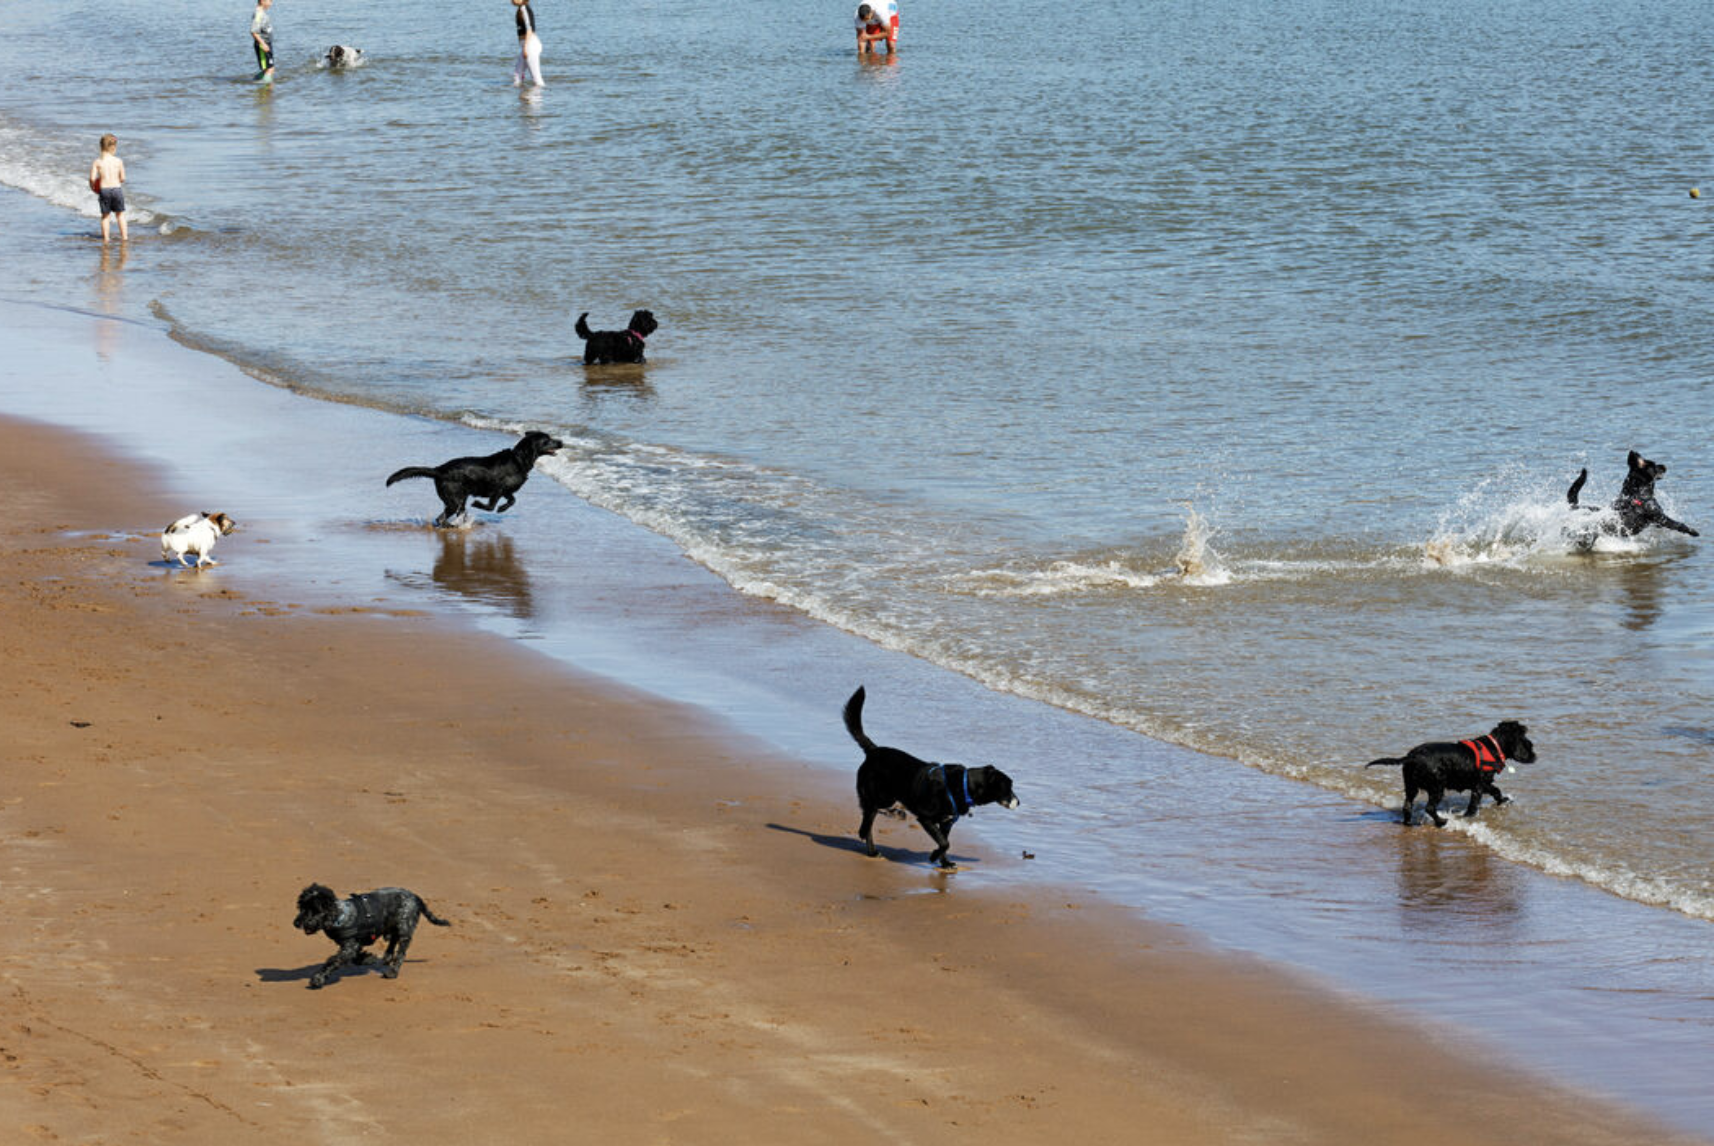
0 113 179 232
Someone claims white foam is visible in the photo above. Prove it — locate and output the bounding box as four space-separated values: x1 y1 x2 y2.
954 561 1164 598
1276 760 1714 923
469 415 1714 926
1174 507 1232 585
1420 465 1683 568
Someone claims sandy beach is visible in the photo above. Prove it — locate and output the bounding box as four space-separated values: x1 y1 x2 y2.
0 413 1700 1145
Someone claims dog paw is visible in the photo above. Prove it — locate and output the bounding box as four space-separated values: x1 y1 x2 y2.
308 977 326 990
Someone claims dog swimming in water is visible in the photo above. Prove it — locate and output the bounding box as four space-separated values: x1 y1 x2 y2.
575 310 658 365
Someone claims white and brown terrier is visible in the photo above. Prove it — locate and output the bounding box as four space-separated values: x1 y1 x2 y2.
160 512 237 568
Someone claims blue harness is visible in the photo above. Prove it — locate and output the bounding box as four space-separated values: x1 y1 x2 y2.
929 764 974 819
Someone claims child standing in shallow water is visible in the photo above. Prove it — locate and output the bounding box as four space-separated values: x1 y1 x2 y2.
251 0 275 79
89 134 127 243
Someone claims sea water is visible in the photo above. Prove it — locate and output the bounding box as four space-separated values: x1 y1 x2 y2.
2 0 1713 1129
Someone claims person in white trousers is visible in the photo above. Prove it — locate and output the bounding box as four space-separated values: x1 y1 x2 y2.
512 0 545 87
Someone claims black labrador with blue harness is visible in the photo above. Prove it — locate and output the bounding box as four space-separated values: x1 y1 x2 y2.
294 883 451 989
843 686 1019 869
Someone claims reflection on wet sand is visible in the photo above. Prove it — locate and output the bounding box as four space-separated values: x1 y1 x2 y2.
1391 828 1522 932
1610 555 1672 633
93 243 128 360
429 529 536 620
580 363 653 399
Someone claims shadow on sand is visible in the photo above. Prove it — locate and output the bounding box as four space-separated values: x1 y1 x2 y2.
765 821 978 870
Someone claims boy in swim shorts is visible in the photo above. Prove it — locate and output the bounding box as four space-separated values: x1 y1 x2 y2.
854 1 898 55
251 0 275 78
89 134 127 243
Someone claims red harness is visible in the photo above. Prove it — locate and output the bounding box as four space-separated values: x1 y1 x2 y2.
1459 734 1507 773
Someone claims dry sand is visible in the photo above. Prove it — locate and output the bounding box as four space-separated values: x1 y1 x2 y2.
0 416 1699 1145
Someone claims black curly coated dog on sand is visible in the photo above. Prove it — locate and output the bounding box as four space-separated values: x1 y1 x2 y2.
843 685 1019 869
1365 721 1536 827
385 429 564 528
575 309 657 364
294 884 451 989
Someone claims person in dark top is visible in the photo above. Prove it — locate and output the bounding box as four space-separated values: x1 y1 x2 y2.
511 0 545 87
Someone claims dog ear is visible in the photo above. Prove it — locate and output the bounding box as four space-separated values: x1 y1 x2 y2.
1629 450 1644 469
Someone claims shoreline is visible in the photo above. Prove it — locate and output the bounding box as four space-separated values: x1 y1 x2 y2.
1 290 1713 1134
0 413 1699 1144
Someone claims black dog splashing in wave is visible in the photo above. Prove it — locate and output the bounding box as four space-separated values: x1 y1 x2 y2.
1566 450 1699 542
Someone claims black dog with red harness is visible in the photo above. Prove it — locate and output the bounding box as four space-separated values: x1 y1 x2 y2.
1365 721 1536 827
575 309 658 365
293 883 451 989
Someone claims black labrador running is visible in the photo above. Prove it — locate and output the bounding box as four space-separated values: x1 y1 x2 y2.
1567 450 1698 539
293 883 451 989
386 429 564 527
843 685 1019 868
575 309 658 365
1365 721 1536 827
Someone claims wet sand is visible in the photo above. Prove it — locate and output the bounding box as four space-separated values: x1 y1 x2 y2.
0 416 1700 1144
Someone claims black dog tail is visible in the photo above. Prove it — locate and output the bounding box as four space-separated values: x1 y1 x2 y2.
416 897 452 927
386 466 438 487
1364 757 1406 768
575 312 592 339
1567 467 1588 507
842 686 875 752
